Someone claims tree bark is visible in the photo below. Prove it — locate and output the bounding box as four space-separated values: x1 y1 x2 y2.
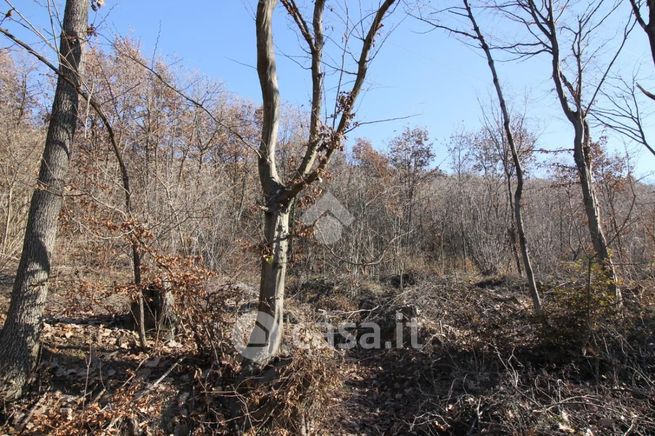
0 0 87 399
247 0 286 364
513 162 542 312
573 121 621 303
247 208 290 363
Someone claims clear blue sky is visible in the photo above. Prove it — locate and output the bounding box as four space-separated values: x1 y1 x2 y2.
7 0 655 180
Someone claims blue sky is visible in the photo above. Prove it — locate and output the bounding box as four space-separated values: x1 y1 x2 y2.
7 0 655 180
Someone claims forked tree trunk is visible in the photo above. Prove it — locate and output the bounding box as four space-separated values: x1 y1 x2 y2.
573 121 621 304
247 0 395 363
0 0 87 399
247 208 290 363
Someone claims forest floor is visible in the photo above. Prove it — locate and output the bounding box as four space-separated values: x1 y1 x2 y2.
0 265 654 435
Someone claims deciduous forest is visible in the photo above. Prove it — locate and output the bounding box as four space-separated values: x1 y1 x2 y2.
0 0 654 434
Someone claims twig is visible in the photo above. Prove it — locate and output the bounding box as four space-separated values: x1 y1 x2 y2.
134 357 185 401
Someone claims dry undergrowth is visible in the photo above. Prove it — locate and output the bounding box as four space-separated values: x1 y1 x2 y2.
0 268 653 434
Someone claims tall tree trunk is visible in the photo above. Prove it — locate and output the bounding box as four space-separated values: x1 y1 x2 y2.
536 0 622 305
0 0 87 399
573 121 621 304
247 0 286 363
462 0 542 313
247 207 290 363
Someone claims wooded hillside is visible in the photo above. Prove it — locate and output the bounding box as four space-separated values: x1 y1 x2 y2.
0 0 654 434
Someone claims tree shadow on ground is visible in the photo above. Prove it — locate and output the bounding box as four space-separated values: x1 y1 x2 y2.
0 315 194 434
333 306 655 435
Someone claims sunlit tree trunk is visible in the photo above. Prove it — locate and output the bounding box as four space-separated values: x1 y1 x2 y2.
246 0 287 364
248 208 290 363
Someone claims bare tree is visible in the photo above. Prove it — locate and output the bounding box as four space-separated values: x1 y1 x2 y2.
418 0 542 311
497 0 633 304
457 0 542 312
247 0 397 364
0 0 88 399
